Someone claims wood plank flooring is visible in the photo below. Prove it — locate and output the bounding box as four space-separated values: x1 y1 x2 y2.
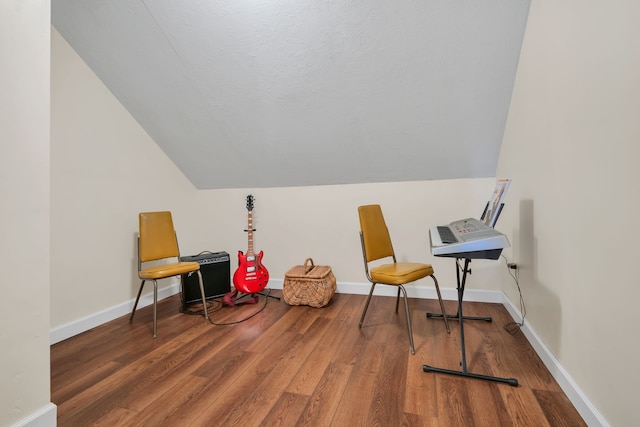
51 291 586 426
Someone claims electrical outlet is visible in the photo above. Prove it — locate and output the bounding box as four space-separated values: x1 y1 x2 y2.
507 263 518 270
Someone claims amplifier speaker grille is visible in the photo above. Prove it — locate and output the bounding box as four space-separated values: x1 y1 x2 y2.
180 251 231 305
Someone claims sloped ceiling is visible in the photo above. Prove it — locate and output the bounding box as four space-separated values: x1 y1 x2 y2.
52 0 530 189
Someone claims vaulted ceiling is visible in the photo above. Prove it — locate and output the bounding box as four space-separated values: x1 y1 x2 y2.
52 0 530 189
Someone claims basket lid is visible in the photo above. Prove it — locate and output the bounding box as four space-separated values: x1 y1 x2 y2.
285 258 333 279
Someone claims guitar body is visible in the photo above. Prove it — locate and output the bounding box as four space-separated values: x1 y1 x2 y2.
233 250 269 294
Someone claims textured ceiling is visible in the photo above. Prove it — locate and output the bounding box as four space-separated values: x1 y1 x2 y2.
52 0 530 189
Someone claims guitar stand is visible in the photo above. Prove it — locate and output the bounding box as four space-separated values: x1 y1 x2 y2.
223 289 281 307
235 291 281 302
423 257 518 386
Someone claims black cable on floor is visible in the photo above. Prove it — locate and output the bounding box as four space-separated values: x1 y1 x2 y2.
501 255 526 335
180 288 274 326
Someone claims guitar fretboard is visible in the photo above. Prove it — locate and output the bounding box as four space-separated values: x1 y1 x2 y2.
246 211 254 257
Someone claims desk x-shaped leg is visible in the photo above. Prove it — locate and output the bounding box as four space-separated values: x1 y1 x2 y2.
423 257 518 386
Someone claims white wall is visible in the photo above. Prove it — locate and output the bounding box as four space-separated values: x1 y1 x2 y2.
192 180 504 289
51 1 531 190
497 1 640 426
0 1 56 426
50 27 201 329
50 28 504 335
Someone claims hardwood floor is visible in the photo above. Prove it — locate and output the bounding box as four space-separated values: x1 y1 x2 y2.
51 291 586 426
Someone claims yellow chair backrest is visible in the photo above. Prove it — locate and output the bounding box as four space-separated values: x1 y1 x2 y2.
139 211 179 263
358 205 395 262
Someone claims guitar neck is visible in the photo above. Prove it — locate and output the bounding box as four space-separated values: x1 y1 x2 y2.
246 211 255 256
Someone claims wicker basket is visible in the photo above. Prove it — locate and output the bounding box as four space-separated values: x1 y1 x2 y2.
283 258 336 307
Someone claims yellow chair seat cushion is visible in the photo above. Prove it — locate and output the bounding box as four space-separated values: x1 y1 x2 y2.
370 262 434 285
139 261 200 280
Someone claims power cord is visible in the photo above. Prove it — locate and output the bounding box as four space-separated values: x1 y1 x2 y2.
501 255 526 335
180 299 221 315
180 288 273 326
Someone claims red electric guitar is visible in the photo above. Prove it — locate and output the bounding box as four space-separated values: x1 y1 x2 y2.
232 195 269 294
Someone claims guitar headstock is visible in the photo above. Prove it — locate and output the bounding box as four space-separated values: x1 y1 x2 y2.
246 194 254 212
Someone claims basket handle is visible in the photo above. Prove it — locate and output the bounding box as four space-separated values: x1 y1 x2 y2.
304 258 315 274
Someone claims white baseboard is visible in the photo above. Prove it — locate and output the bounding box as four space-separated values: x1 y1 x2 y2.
51 279 480 344
49 279 606 426
10 403 57 427
269 278 504 303
50 283 180 345
500 294 609 427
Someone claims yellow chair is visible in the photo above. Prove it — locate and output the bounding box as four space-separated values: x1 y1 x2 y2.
358 205 450 354
130 211 209 337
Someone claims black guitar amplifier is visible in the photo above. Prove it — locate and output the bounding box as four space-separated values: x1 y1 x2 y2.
180 251 231 305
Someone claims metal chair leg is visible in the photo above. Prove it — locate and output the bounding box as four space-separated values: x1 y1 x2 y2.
431 275 451 333
196 271 210 321
398 285 415 355
130 279 145 321
359 283 377 328
130 279 159 338
152 280 158 338
395 287 401 313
